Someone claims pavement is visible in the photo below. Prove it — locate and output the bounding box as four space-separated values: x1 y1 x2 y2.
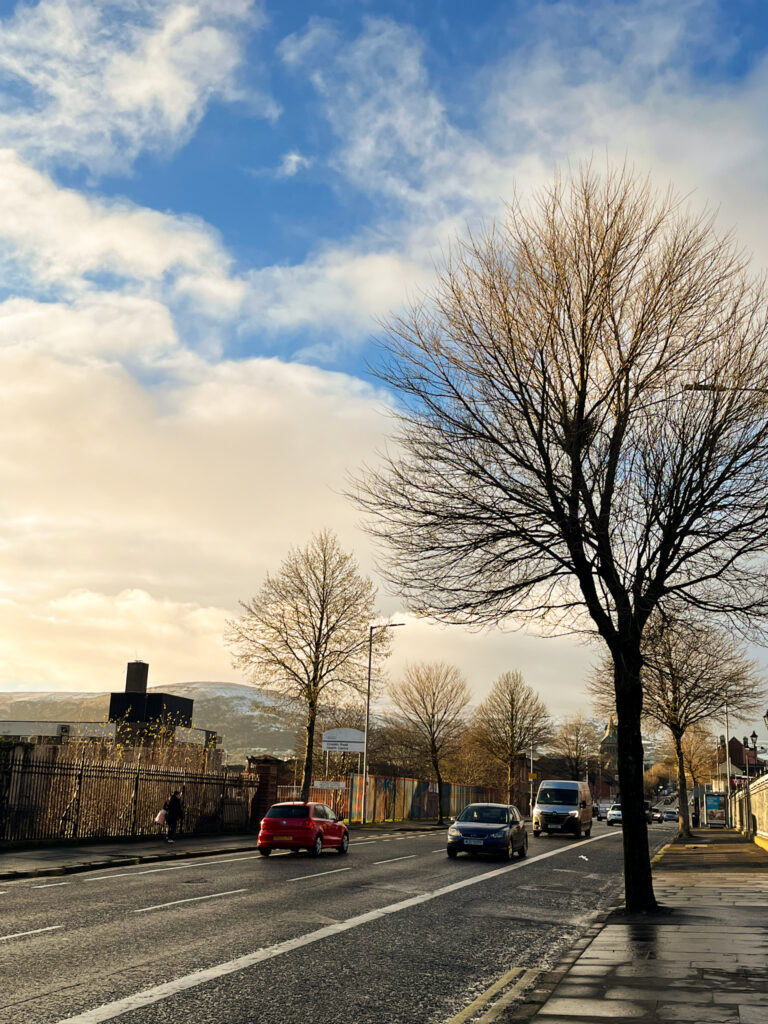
0 819 444 880
507 828 768 1023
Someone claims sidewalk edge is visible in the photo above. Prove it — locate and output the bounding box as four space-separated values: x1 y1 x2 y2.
502 907 619 1021
0 842 262 881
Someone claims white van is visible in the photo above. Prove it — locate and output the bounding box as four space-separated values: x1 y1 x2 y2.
533 780 592 838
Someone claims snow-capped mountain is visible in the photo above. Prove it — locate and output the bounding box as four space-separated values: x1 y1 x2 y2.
0 681 301 763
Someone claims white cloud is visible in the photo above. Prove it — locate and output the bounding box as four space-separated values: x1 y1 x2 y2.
0 0 267 174
280 17 512 215
0 294 178 362
0 589 230 690
277 150 312 177
0 150 238 293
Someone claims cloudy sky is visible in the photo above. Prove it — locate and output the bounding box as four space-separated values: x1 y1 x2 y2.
1 0 768 726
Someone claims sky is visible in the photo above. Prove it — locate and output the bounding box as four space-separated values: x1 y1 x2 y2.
1 0 768 735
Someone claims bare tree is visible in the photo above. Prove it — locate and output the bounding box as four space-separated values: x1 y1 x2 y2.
681 725 719 793
389 662 471 824
589 611 763 836
225 529 390 800
474 671 551 801
547 713 602 781
354 164 768 910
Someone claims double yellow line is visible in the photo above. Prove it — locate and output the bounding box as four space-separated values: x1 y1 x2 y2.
443 965 540 1024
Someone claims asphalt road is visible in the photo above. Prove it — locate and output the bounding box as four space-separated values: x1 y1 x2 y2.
0 821 675 1024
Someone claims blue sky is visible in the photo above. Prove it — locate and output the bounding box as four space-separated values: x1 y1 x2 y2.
1 0 767 734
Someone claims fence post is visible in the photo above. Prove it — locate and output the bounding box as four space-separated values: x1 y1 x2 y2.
72 755 85 839
130 756 141 836
219 768 228 833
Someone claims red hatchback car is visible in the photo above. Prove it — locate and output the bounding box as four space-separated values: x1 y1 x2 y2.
258 802 350 857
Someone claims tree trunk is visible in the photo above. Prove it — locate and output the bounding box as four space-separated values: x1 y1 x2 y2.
673 731 692 838
300 703 317 802
614 648 658 913
507 759 513 804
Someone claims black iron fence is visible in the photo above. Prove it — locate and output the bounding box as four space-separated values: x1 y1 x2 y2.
0 749 258 843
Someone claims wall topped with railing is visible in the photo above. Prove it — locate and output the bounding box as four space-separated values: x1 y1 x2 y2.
732 773 768 842
0 747 257 844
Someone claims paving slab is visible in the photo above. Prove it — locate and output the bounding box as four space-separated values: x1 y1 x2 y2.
504 829 768 1023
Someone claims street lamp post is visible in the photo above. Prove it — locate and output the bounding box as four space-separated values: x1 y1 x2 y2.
724 698 732 827
750 730 758 780
361 622 404 826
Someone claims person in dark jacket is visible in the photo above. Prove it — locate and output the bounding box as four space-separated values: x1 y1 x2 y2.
164 791 183 843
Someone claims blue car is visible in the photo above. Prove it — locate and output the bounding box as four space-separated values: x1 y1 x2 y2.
447 803 528 860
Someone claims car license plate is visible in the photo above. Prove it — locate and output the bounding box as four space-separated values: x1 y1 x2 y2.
464 838 484 846
549 824 561 830
274 835 292 840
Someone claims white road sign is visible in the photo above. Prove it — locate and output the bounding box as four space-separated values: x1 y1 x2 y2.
322 728 365 753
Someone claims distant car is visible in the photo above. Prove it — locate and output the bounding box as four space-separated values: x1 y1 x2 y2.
606 804 623 826
643 800 653 823
652 808 664 822
663 808 678 822
596 802 612 821
447 803 528 859
257 802 349 856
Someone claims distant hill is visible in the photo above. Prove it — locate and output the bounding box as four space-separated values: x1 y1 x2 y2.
0 681 302 763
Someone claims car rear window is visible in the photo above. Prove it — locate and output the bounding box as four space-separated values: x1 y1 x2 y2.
264 806 310 819
457 805 509 824
537 787 578 806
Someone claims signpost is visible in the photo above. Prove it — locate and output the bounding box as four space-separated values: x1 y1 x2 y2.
321 728 365 753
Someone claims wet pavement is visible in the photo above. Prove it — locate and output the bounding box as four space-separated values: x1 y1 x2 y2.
509 829 768 1023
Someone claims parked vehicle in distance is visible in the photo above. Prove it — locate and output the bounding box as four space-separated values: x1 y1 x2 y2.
652 808 664 822
596 802 612 821
257 802 349 856
606 803 623 826
532 780 592 838
446 803 528 860
643 800 653 823
663 808 678 822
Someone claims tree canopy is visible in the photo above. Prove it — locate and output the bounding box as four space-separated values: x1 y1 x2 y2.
355 164 768 910
225 529 389 799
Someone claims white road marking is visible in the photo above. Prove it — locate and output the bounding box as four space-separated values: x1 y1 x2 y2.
55 831 620 1024
286 868 351 882
373 855 417 865
133 888 247 914
1 925 63 942
351 841 376 846
82 854 265 883
431 849 445 853
32 882 70 889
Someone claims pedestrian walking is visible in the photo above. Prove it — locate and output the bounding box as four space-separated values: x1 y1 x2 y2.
164 790 184 843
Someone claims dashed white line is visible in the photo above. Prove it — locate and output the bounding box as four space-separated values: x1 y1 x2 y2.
32 882 70 888
286 868 351 882
83 854 267 883
55 831 620 1024
373 855 417 865
133 888 247 914
1 925 63 942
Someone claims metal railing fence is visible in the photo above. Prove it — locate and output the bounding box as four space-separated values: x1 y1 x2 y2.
0 749 257 843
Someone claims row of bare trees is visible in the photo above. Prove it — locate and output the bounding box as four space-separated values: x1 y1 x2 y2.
224 529 762 843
